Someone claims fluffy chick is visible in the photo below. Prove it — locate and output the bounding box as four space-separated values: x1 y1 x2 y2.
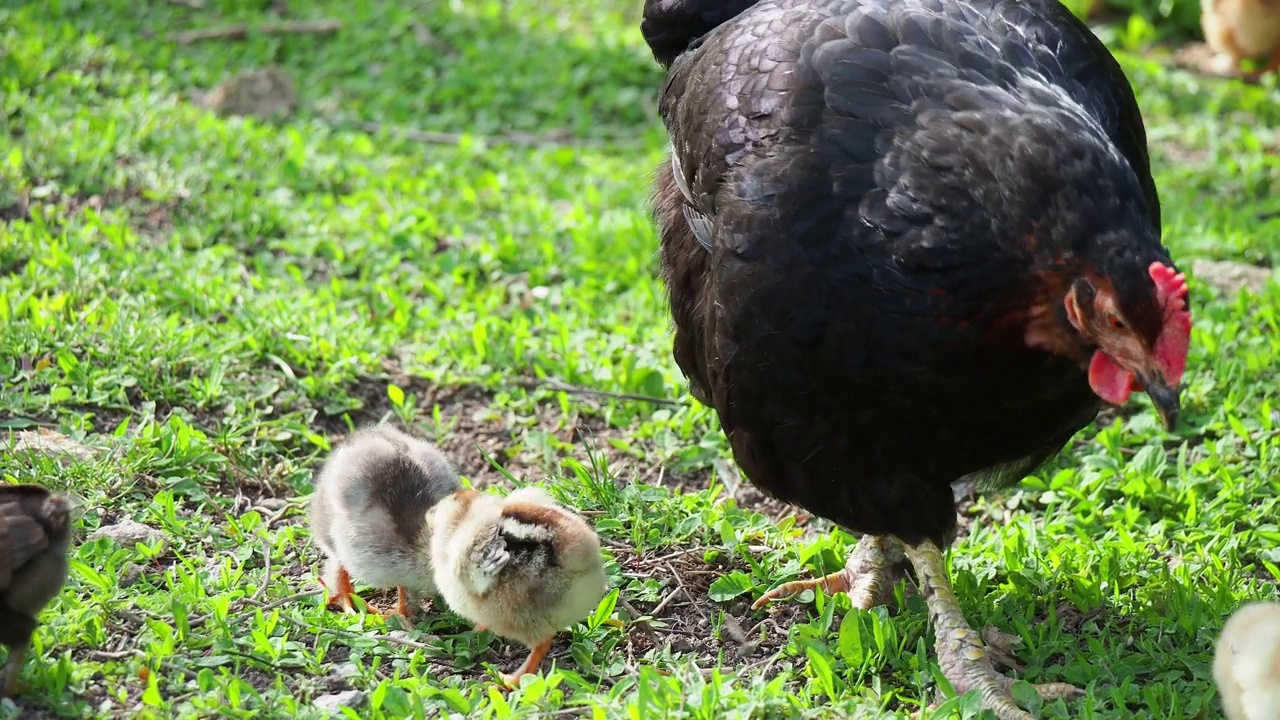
1215 601 1280 720
309 424 461 622
0 484 72 697
1202 0 1280 76
426 486 608 687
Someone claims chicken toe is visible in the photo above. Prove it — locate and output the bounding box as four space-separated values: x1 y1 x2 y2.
904 540 1082 720
753 534 906 611
501 637 552 689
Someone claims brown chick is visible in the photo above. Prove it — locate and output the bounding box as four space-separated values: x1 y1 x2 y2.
1202 0 1280 76
1214 600 1280 720
0 484 72 697
309 424 461 623
426 486 608 688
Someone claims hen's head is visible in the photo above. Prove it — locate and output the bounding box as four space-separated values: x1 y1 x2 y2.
1060 257 1192 430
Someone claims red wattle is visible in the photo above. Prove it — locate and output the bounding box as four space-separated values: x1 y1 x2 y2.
1088 351 1134 405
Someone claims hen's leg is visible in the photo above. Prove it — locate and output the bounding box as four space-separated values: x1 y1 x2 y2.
0 642 25 697
501 637 552 689
904 539 1083 720
752 534 906 610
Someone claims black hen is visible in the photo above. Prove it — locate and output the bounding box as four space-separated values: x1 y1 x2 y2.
642 0 1193 716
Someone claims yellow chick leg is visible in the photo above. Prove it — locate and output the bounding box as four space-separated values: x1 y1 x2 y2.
368 587 415 625
903 539 1082 720
1262 45 1280 76
326 566 360 614
0 643 26 698
501 637 553 689
752 534 906 611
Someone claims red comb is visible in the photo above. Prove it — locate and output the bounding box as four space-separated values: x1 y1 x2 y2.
1149 262 1189 314
1149 262 1192 383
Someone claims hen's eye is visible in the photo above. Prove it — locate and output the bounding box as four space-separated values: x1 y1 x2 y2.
1108 315 1127 331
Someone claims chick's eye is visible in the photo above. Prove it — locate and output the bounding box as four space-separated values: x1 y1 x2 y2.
1108 314 1127 331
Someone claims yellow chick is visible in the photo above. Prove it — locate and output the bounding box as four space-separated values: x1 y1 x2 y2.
1214 600 1280 720
1202 0 1280 76
426 486 608 687
309 424 461 622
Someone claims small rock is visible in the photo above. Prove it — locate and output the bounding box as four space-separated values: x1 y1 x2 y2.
327 661 361 682
10 428 99 463
256 497 288 511
88 520 167 551
203 66 298 121
1191 258 1274 296
314 690 367 715
118 563 143 587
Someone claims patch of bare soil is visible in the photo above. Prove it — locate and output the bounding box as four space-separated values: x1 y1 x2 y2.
602 538 808 678
1191 257 1275 296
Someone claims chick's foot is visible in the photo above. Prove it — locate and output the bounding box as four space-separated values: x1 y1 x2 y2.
752 534 906 610
325 566 360 614
501 637 552 689
369 586 416 626
1264 46 1280 76
904 540 1083 720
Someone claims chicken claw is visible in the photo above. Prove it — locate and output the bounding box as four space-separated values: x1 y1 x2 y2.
904 540 1083 720
501 637 552 689
752 534 907 610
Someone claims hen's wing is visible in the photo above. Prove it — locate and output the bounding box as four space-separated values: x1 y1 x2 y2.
467 524 511 579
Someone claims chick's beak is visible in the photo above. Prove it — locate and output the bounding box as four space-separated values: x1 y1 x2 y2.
1139 373 1181 431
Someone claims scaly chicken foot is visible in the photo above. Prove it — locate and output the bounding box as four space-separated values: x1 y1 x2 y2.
904 540 1083 720
501 637 552 689
752 534 906 610
0 643 25 697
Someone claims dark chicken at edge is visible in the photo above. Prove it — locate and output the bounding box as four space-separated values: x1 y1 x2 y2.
641 0 1193 717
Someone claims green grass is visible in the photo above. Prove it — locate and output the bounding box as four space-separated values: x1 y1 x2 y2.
3 0 1280 718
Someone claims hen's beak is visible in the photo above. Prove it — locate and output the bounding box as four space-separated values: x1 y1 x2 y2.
1140 373 1181 431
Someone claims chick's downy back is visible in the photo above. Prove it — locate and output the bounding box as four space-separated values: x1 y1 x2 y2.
310 425 460 594
1202 0 1280 67
427 487 606 648
1215 601 1280 720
